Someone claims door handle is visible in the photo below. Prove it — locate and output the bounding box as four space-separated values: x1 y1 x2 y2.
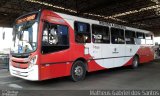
130 48 132 52
112 48 119 53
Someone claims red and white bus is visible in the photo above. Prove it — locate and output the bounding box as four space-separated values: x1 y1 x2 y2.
10 9 154 81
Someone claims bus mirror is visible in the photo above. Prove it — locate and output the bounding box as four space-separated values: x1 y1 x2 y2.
12 27 17 41
2 32 5 40
18 32 22 40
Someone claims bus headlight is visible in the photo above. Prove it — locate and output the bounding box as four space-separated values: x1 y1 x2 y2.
29 55 38 68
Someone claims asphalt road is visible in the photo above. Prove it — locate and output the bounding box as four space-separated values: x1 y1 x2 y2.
0 59 160 96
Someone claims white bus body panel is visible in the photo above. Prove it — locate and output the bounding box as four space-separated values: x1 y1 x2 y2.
56 12 152 69
10 65 39 81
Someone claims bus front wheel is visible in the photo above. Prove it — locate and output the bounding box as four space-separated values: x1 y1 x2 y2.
71 60 86 82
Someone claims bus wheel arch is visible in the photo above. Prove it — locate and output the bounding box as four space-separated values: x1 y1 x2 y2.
70 58 87 82
74 58 88 72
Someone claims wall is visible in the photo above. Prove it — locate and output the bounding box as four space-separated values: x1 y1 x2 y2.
0 27 13 54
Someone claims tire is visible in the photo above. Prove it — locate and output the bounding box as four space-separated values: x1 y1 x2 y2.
71 60 86 82
132 56 139 69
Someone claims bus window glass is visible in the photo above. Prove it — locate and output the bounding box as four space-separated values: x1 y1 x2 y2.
111 28 125 44
125 30 135 44
42 22 69 54
136 32 145 39
92 25 110 43
146 34 153 45
146 34 152 40
136 32 145 44
11 21 38 54
74 21 91 43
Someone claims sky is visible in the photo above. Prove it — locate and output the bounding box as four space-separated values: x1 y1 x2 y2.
0 27 13 53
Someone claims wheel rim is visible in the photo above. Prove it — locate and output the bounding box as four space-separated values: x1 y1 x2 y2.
74 65 83 77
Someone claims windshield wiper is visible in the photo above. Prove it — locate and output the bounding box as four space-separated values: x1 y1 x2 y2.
11 53 30 58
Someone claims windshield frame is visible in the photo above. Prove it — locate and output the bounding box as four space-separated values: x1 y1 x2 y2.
11 11 41 56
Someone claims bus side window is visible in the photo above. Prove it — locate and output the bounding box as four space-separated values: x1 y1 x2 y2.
42 21 69 54
92 24 110 43
42 22 50 46
146 33 153 45
111 27 125 44
125 30 135 44
136 32 145 45
136 32 145 39
146 33 152 40
74 21 91 43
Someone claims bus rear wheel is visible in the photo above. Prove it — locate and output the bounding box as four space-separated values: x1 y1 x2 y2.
71 60 86 82
132 56 139 69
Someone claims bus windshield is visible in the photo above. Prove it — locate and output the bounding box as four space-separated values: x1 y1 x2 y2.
11 21 38 54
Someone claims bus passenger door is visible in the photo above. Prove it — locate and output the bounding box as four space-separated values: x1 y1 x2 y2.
40 20 70 79
110 28 125 67
91 25 110 69
102 44 115 68
125 45 136 64
125 30 138 64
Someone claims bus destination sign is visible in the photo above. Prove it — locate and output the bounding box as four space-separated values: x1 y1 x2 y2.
16 14 37 24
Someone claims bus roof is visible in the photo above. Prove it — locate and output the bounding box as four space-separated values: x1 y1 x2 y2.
53 10 153 34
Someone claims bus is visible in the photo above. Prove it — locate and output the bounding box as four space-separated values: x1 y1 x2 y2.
9 9 154 81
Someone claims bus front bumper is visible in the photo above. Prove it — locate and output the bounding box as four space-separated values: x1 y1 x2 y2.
9 65 39 81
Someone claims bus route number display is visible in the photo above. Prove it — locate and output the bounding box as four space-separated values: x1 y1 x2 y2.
16 14 36 24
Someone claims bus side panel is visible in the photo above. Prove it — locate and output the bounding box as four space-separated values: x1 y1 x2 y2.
40 65 52 80
88 60 106 72
137 46 154 64
50 63 67 78
145 46 154 63
123 57 134 66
